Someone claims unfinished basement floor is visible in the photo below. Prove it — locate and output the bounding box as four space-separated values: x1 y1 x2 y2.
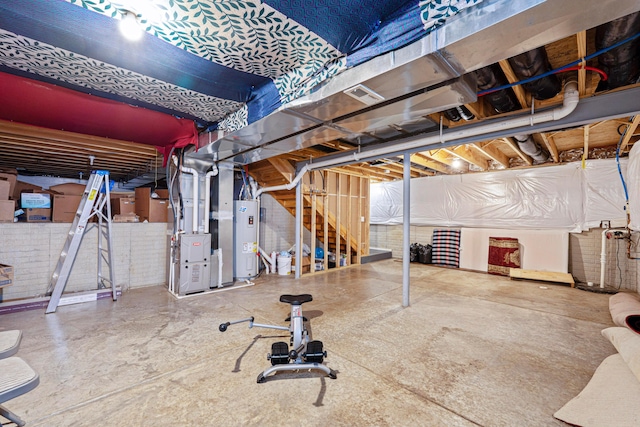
2 260 616 426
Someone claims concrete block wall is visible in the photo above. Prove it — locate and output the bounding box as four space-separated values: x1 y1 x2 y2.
0 222 168 301
259 194 311 255
569 228 638 291
370 224 435 256
371 225 639 292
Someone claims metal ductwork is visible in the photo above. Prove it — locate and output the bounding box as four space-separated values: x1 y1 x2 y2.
186 0 640 166
474 64 519 113
513 134 549 163
508 47 561 100
596 11 640 91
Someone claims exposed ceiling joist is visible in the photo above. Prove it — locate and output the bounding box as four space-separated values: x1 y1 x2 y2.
443 146 489 171
471 141 510 169
620 115 640 153
502 137 533 166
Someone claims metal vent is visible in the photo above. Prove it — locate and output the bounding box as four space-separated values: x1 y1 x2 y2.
343 84 385 106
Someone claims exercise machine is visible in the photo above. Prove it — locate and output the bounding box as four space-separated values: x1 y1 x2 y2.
219 294 337 383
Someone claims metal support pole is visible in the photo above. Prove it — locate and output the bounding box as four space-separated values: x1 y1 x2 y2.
403 152 411 307
295 178 302 278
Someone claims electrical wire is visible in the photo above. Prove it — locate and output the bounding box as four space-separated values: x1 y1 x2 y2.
478 31 640 96
554 65 608 81
616 116 635 203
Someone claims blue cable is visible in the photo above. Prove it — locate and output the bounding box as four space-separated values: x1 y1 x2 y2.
616 116 634 203
478 31 640 96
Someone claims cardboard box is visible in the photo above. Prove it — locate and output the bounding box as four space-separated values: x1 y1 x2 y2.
0 264 13 288
0 172 17 199
49 183 86 196
113 212 139 223
291 256 311 273
135 188 169 222
0 180 10 200
13 181 44 201
111 197 135 216
52 195 82 223
155 189 170 199
24 208 51 222
21 192 51 209
0 200 15 222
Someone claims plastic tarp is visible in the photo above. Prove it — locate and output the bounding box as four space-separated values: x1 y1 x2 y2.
370 159 628 231
628 143 640 231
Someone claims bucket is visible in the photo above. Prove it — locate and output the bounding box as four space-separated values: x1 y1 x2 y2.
277 255 292 275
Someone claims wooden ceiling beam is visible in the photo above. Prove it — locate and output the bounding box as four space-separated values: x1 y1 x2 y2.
409 153 451 174
267 157 296 183
471 141 510 169
0 120 159 156
502 137 533 165
499 59 529 108
421 149 455 166
539 133 559 163
576 31 588 96
442 146 489 170
620 115 640 153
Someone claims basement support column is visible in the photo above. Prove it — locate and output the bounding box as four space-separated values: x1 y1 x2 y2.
295 178 302 279
403 152 411 307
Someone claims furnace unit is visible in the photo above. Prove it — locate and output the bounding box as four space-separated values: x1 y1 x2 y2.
176 233 211 295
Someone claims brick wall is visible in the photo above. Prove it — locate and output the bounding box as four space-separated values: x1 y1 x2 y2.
371 225 639 292
0 222 168 301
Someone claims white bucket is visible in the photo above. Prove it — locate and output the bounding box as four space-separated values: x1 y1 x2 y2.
277 255 292 275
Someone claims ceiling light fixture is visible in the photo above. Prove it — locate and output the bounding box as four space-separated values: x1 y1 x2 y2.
119 10 143 42
452 158 463 169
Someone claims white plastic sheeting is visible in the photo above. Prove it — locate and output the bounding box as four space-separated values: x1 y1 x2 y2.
370 159 627 231
629 143 640 231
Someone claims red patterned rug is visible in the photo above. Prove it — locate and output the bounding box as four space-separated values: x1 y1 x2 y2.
488 237 520 276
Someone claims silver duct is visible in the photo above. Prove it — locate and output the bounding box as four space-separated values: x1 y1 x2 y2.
513 134 549 163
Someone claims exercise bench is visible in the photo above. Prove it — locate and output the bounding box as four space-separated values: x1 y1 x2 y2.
220 294 337 383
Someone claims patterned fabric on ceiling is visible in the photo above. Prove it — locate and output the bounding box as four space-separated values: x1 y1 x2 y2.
0 0 482 137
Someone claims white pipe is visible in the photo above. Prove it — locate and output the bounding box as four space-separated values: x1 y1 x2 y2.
180 166 199 233
254 81 580 200
600 228 608 289
203 166 219 233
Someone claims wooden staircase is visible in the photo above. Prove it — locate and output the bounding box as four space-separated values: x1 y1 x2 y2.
271 188 360 257
248 158 369 266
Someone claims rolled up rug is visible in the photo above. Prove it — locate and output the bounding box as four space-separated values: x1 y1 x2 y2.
610 292 640 334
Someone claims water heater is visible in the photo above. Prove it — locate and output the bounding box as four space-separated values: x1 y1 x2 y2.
233 200 258 280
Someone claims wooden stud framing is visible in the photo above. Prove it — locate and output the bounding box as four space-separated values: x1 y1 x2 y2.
336 173 341 268
582 125 590 167
356 176 363 265
346 175 352 266
310 175 317 275
323 171 329 270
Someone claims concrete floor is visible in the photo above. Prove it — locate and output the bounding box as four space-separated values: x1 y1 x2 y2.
1 260 616 426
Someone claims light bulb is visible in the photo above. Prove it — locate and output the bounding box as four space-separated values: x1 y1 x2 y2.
119 10 143 41
452 158 462 169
